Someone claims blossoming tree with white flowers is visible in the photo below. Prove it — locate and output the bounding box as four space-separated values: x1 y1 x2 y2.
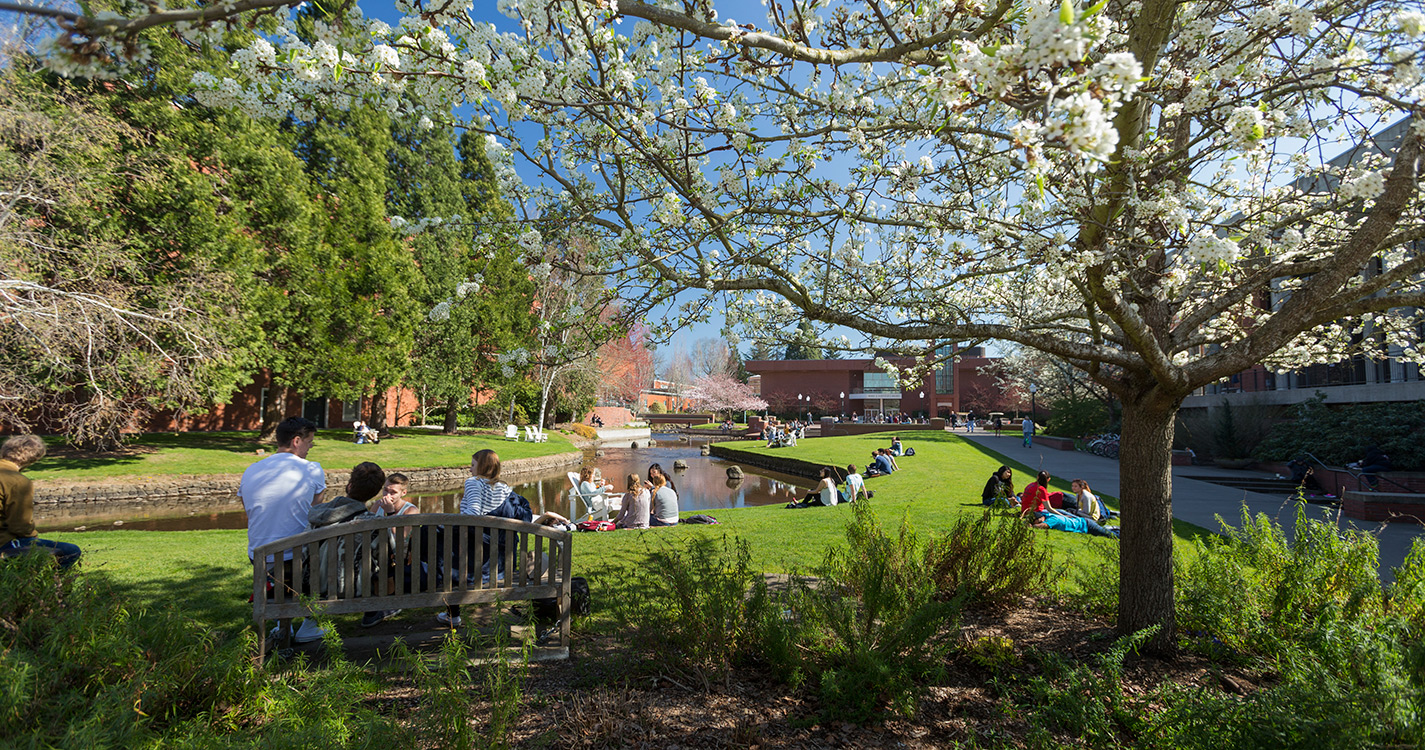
19 0 1425 649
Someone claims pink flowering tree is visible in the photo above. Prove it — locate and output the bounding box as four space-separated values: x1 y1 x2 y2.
688 372 767 419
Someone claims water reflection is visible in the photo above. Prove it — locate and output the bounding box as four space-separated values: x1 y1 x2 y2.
38 443 811 532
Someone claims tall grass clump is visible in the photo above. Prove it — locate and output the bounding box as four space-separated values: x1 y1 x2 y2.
0 554 407 748
607 534 768 688
925 509 1052 609
799 502 960 722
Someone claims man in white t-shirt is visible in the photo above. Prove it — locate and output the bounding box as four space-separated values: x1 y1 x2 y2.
239 417 327 644
843 464 867 504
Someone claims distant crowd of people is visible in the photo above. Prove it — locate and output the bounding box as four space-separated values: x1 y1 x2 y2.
785 435 913 509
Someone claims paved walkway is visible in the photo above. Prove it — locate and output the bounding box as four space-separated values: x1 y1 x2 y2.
957 430 1425 582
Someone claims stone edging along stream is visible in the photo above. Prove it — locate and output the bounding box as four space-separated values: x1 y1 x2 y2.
708 443 828 481
31 451 585 506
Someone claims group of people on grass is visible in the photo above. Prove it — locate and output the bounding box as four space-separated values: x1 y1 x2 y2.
572 464 682 530
785 435 915 509
763 421 803 448
981 465 1120 539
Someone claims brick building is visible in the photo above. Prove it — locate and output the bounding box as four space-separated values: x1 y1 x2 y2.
745 346 1006 420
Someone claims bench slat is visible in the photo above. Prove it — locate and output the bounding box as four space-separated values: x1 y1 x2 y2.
260 583 567 620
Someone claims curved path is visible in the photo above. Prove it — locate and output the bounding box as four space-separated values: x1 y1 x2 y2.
958 431 1425 582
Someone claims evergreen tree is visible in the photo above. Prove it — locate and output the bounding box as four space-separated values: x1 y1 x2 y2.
783 321 823 360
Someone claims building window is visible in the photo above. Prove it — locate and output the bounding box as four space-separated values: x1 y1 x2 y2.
935 345 954 393
863 372 898 393
342 398 362 422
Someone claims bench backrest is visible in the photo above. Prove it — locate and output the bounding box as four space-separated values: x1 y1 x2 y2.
252 514 572 625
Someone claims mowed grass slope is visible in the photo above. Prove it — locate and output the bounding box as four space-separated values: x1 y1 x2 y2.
49 431 1209 635
28 428 577 482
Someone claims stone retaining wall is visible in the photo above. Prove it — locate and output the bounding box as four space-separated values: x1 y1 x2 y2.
708 444 835 481
1341 490 1425 524
32 451 584 506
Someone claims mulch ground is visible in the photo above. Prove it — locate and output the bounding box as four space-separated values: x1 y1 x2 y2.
355 597 1259 749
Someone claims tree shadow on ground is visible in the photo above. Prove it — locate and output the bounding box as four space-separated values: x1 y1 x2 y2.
86 562 251 634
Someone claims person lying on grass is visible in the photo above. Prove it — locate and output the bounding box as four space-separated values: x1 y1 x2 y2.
787 466 840 508
1029 510 1119 539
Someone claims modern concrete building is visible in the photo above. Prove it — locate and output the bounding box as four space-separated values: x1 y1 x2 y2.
1186 116 1424 411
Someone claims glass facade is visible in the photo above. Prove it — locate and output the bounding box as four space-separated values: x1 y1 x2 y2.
935 345 954 393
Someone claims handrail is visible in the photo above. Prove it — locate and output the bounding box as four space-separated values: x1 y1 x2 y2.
1296 452 1412 494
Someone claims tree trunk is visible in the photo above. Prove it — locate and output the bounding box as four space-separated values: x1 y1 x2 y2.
369 389 389 434
443 394 459 434
1116 394 1180 653
259 383 288 441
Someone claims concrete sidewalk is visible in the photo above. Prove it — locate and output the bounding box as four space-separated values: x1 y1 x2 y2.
956 430 1425 581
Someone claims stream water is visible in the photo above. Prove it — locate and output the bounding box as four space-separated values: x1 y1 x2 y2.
37 436 811 533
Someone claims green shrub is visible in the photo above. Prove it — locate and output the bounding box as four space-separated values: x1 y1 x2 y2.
1254 393 1425 469
925 510 1051 609
0 554 408 748
646 402 665 414
1043 396 1110 438
804 504 959 722
1071 536 1122 617
1017 627 1156 748
607 535 767 687
1179 503 1384 659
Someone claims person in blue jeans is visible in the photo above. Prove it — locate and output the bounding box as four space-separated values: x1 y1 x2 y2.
1022 417 1035 447
0 435 81 570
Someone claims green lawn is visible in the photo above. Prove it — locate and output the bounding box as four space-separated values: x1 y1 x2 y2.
28 428 577 482
687 422 748 431
47 432 1209 638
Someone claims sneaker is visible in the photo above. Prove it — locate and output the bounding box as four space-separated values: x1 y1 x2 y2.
361 609 402 628
436 611 462 628
293 618 327 643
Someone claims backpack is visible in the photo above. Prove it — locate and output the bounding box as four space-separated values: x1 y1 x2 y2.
905 447 916 456
533 576 591 619
576 520 615 532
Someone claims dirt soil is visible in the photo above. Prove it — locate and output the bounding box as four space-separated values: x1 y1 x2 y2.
362 597 1259 749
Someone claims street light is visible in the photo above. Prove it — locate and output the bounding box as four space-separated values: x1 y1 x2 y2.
919 391 925 420
840 391 846 420
1029 383 1038 421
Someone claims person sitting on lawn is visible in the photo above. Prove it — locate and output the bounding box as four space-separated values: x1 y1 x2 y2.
880 448 901 472
614 473 650 530
788 467 840 508
843 464 867 503
649 473 680 527
868 449 895 477
0 435 81 570
1019 471 1068 518
982 465 1016 508
890 436 904 456
1070 479 1111 522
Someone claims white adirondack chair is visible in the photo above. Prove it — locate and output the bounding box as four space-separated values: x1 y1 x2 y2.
505 424 520 441
532 426 549 443
567 471 612 522
523 426 537 442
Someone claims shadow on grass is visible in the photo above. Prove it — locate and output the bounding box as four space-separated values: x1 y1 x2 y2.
960 438 1218 547
87 561 252 635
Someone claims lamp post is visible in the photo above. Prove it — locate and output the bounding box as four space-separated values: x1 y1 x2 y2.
1029 383 1037 421
840 391 846 420
918 391 925 420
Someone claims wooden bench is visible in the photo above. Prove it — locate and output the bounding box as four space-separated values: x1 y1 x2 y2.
252 514 572 661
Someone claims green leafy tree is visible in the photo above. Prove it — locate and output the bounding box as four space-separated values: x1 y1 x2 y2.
784 321 823 361
395 127 536 433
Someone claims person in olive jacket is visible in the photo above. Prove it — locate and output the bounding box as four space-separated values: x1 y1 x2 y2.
0 435 81 569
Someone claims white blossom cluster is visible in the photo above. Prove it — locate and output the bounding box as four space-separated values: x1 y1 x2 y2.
27 0 1425 388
